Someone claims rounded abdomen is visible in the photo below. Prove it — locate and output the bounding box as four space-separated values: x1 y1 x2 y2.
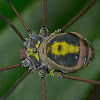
43 32 95 73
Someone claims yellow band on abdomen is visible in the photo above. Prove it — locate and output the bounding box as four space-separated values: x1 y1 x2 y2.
51 41 79 56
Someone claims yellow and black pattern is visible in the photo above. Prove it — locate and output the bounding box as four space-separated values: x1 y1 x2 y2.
27 41 41 61
51 41 79 56
46 33 80 67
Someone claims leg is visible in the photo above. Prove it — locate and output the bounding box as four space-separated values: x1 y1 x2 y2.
40 0 49 38
41 77 46 100
0 14 25 42
0 64 21 71
8 0 31 33
43 0 47 27
61 75 100 85
61 0 97 32
49 69 100 85
1 70 31 100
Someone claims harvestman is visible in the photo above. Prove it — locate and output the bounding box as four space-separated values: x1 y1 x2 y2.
0 0 100 100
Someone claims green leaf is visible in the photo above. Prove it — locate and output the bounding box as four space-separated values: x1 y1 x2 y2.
0 0 100 100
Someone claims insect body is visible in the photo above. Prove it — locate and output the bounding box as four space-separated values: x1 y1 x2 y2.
21 28 95 77
0 0 99 100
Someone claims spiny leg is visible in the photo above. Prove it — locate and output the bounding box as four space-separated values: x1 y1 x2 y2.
8 0 31 33
0 64 21 71
41 77 46 100
61 0 97 32
1 70 31 100
0 14 25 41
43 0 47 27
60 75 100 85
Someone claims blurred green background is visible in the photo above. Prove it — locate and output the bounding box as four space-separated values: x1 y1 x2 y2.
0 0 100 100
